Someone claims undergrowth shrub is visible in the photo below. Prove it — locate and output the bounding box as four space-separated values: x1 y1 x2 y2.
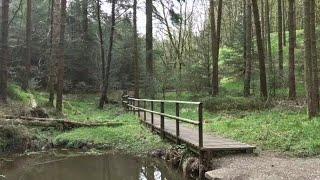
202 96 271 111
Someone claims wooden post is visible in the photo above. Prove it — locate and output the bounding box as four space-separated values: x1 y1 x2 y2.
199 150 205 180
138 101 140 118
176 103 180 144
128 98 130 111
199 103 203 148
133 99 136 115
160 102 165 138
144 101 146 121
151 101 154 131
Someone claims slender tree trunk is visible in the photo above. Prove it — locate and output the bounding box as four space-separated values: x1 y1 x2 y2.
0 0 9 103
96 0 105 91
288 0 296 99
244 0 252 97
48 0 54 104
146 0 154 98
49 0 61 106
23 0 32 91
82 0 89 41
310 0 319 111
283 0 287 46
56 0 66 112
210 0 223 96
278 0 284 84
133 0 139 98
99 0 116 108
304 0 318 118
252 0 268 98
266 0 275 96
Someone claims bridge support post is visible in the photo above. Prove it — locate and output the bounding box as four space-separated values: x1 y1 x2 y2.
199 150 213 180
160 102 165 138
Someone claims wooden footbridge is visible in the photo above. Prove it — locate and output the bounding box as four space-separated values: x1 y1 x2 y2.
122 96 255 178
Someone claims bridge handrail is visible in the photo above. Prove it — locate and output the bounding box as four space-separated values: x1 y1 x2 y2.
122 95 204 148
127 97 201 105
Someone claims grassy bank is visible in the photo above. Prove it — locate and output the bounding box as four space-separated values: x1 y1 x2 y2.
1 87 171 155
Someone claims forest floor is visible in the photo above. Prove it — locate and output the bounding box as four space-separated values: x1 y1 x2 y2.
2 84 320 179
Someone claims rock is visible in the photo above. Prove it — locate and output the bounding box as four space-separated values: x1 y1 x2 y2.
30 107 49 118
165 149 182 168
150 149 166 159
182 157 199 179
205 168 250 180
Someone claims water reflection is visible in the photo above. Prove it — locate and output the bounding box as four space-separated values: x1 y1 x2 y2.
1 152 182 180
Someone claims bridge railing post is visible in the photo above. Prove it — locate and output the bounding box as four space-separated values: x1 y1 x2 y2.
151 101 154 131
198 102 203 148
133 99 136 115
160 102 165 138
144 101 147 121
176 103 180 144
138 101 140 118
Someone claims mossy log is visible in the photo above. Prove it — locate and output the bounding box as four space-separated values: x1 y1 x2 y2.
0 115 123 130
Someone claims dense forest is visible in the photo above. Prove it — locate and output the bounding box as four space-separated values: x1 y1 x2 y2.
1 0 320 117
1 0 320 179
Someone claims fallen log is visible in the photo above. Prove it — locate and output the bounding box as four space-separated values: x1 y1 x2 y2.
0 115 123 130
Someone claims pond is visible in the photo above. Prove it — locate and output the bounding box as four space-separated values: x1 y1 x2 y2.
0 151 183 180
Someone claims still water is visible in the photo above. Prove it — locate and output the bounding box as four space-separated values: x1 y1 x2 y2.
0 151 183 180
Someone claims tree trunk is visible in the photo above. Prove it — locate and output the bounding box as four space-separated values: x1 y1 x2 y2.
82 0 89 42
288 0 296 99
265 0 275 96
283 0 287 46
0 0 9 103
210 0 223 96
133 0 140 98
48 0 60 106
146 0 154 98
252 0 268 98
99 0 116 108
304 0 319 118
244 0 252 97
310 0 319 113
23 0 32 91
56 0 67 112
96 0 105 87
278 0 284 84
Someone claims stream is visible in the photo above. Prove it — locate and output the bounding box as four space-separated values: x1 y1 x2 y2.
0 151 183 180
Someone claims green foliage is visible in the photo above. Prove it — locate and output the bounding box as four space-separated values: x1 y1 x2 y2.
201 96 269 112
7 84 32 103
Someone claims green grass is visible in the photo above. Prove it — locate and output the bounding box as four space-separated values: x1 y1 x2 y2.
207 107 320 156
54 113 170 154
52 94 170 155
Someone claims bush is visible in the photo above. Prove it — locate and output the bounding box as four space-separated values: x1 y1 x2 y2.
202 96 271 112
7 84 32 103
0 126 32 154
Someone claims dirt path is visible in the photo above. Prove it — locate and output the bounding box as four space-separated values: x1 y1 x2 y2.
207 152 320 180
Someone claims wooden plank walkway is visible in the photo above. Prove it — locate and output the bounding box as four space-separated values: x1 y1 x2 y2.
138 111 255 152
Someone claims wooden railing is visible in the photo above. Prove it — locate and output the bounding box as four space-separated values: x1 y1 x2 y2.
122 95 204 148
